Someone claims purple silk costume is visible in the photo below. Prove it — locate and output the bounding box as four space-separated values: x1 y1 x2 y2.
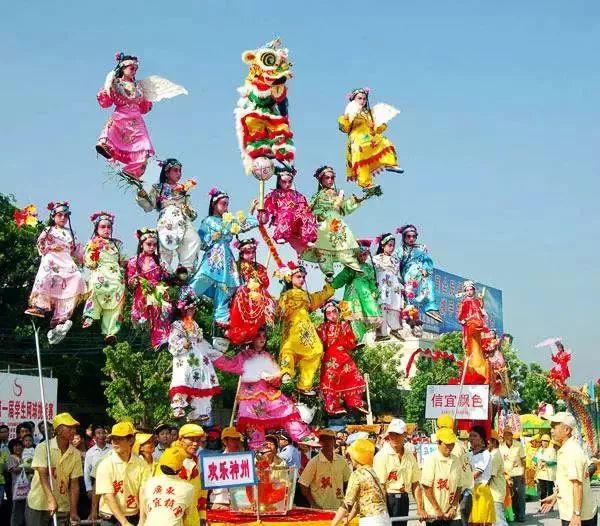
97 78 154 178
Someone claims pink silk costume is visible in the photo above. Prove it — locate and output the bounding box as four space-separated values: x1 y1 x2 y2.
316 320 366 414
97 78 154 178
28 227 87 325
214 349 313 449
227 261 275 345
263 188 318 254
457 296 490 384
126 253 173 349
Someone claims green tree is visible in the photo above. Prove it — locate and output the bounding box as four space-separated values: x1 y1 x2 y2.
520 363 557 413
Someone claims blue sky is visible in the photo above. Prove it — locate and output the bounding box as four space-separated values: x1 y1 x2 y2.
2 1 599 382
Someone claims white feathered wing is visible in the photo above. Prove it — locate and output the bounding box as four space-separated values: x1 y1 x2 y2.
139 76 189 102
371 103 400 128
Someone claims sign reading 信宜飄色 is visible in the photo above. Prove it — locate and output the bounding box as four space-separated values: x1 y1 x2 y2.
425 384 489 420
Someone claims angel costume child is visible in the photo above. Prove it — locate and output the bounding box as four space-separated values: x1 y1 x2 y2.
126 228 173 350
226 238 275 345
136 158 201 275
259 168 317 255
338 87 402 194
277 262 333 395
317 300 367 416
190 189 258 327
372 233 404 341
25 202 87 344
301 166 371 276
168 287 224 422
82 212 125 344
96 52 187 184
331 240 382 343
397 224 441 323
214 327 319 449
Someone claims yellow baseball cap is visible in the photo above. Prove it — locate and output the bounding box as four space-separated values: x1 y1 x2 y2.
108 421 137 438
437 428 457 444
541 434 551 442
531 434 541 442
490 430 500 441
436 414 454 429
221 426 243 440
132 433 154 454
347 438 375 466
159 446 187 472
179 423 205 438
53 413 79 428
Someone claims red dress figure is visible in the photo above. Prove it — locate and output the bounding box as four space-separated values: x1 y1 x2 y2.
260 170 318 255
227 238 275 344
317 300 367 415
549 341 571 384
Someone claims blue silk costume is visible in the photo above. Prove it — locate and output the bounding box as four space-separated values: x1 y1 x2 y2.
397 243 439 314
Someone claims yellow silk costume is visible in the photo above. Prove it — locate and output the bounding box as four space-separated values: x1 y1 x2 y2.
338 111 397 189
278 283 334 391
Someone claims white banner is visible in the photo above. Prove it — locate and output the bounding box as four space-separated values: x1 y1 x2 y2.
425 384 489 420
200 450 257 489
0 373 58 438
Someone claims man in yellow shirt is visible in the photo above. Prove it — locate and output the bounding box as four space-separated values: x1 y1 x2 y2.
419 428 463 526
499 428 526 522
140 446 195 526
95 421 151 525
299 428 351 510
540 412 597 526
373 418 424 524
25 413 82 526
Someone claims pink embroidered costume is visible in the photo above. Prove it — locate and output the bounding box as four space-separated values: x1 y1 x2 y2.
25 202 86 344
226 239 275 345
82 212 125 344
260 169 317 255
96 52 187 183
317 300 367 415
214 328 318 450
126 228 173 350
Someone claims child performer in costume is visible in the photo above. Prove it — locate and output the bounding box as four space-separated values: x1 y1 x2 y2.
338 87 402 194
136 158 200 275
372 233 404 341
397 224 441 322
190 189 258 327
82 212 125 344
96 52 187 184
277 262 333 395
168 287 224 422
126 228 173 350
317 300 367 415
301 166 370 276
226 238 275 345
260 168 317 255
214 327 320 449
25 202 87 344
331 240 382 343
457 281 490 384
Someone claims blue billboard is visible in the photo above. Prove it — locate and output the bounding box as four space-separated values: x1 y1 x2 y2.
421 268 503 335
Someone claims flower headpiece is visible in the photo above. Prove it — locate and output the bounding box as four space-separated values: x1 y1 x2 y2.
348 87 370 101
275 165 297 179
462 280 476 292
357 239 373 252
157 158 182 171
321 298 340 314
208 187 229 203
378 234 395 247
313 165 334 180
177 286 201 311
90 211 115 225
275 261 306 283
397 224 418 238
136 227 158 242
235 238 257 252
47 201 70 216
114 51 138 70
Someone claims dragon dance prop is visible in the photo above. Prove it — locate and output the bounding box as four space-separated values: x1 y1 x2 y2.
404 347 455 378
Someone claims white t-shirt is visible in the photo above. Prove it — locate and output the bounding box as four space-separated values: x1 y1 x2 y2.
470 449 492 485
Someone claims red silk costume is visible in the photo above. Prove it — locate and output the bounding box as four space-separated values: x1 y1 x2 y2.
457 295 490 385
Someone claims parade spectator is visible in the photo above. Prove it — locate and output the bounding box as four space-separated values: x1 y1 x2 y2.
72 430 90 519
278 432 301 470
7 438 33 526
36 421 54 444
95 421 151 526
468 426 495 526
206 426 222 451
21 434 36 465
209 427 243 509
487 431 507 526
16 424 30 441
139 447 194 526
533 433 556 500
540 412 598 526
499 428 526 522
261 435 288 469
331 438 389 526
420 428 463 526
373 418 423 525
134 433 156 470
83 424 111 522
0 425 9 510
152 424 174 462
335 432 346 457
25 412 82 526
299 429 351 510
